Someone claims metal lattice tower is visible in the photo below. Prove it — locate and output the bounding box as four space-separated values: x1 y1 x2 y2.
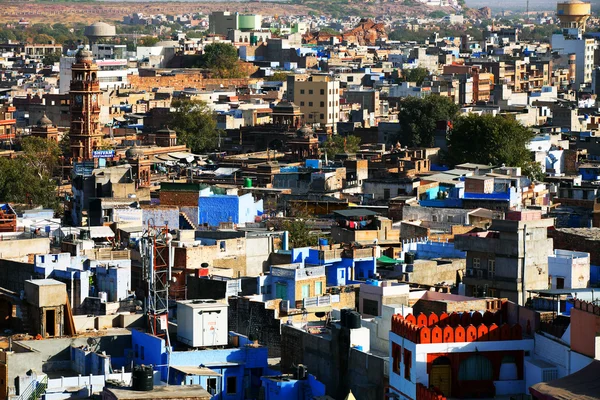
140 223 173 342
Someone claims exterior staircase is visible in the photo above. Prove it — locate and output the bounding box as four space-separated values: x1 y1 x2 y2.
18 375 48 400
179 211 197 230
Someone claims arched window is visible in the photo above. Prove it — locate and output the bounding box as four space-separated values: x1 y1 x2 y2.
458 354 493 381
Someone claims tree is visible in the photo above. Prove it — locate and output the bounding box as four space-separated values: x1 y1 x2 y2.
396 96 460 147
398 67 429 85
0 137 60 211
322 135 361 158
447 114 537 174
318 27 341 36
59 130 71 157
201 43 242 78
138 36 160 47
283 214 320 248
42 52 61 66
264 71 290 82
167 99 220 153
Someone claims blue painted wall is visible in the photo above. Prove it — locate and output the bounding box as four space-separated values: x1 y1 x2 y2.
199 196 239 227
132 331 270 400
260 374 326 400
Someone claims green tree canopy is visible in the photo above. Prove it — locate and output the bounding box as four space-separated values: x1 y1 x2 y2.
0 137 60 211
396 96 460 147
138 36 160 47
167 99 220 153
42 52 61 66
397 67 429 85
447 114 538 176
200 43 242 78
322 135 361 158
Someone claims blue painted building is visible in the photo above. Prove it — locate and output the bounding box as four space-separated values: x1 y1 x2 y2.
291 246 377 287
131 330 271 400
260 374 326 400
579 163 600 181
198 188 263 227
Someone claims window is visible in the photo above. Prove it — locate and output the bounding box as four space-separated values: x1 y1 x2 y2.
309 89 314 95
363 298 379 316
347 76 354 82
134 344 139 358
320 113 325 119
206 377 217 395
473 258 481 269
320 101 325 107
320 89 325 95
300 101 305 106
301 284 310 299
315 281 323 295
404 349 412 380
309 102 313 107
392 343 401 374
329 113 332 119
459 355 493 381
300 89 305 94
340 270 344 278
226 376 237 394
384 188 391 199
488 260 496 278
140 346 145 361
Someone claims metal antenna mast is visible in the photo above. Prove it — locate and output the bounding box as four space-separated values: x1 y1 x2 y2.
140 222 173 345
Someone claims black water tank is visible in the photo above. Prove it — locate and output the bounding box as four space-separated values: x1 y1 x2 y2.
348 311 362 329
405 252 415 264
132 365 154 391
340 308 351 327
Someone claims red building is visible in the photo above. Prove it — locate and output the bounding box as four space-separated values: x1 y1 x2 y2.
388 305 534 400
0 104 16 145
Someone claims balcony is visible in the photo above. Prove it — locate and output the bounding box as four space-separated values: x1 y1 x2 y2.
317 248 344 262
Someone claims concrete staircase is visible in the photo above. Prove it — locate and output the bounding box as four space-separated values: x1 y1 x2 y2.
179 212 196 230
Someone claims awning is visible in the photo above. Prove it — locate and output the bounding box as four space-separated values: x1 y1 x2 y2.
168 152 196 163
87 226 115 238
529 360 600 400
170 366 222 377
377 255 401 265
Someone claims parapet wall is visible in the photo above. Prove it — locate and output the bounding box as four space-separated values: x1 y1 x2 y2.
391 310 523 344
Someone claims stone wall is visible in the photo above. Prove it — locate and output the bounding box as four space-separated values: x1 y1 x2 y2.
400 222 430 241
128 74 255 92
228 297 282 357
548 229 600 264
347 349 387 400
0 260 37 292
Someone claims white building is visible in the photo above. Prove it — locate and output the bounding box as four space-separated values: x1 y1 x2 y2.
551 29 596 87
59 57 132 94
548 249 590 290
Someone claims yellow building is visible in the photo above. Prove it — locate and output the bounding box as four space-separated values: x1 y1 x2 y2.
292 74 340 132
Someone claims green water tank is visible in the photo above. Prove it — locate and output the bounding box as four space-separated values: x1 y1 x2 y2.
244 177 253 188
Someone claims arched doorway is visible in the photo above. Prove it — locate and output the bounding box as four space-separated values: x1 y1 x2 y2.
458 354 493 381
430 356 452 396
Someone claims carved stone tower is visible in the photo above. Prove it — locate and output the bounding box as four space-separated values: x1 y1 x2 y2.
69 48 102 160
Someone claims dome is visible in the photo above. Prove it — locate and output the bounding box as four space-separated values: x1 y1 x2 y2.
75 48 93 63
37 113 53 128
297 125 314 137
125 144 145 160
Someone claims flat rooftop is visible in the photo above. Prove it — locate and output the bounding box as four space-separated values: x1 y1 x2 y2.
103 385 211 399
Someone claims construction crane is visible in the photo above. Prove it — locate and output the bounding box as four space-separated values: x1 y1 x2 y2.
140 222 174 345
